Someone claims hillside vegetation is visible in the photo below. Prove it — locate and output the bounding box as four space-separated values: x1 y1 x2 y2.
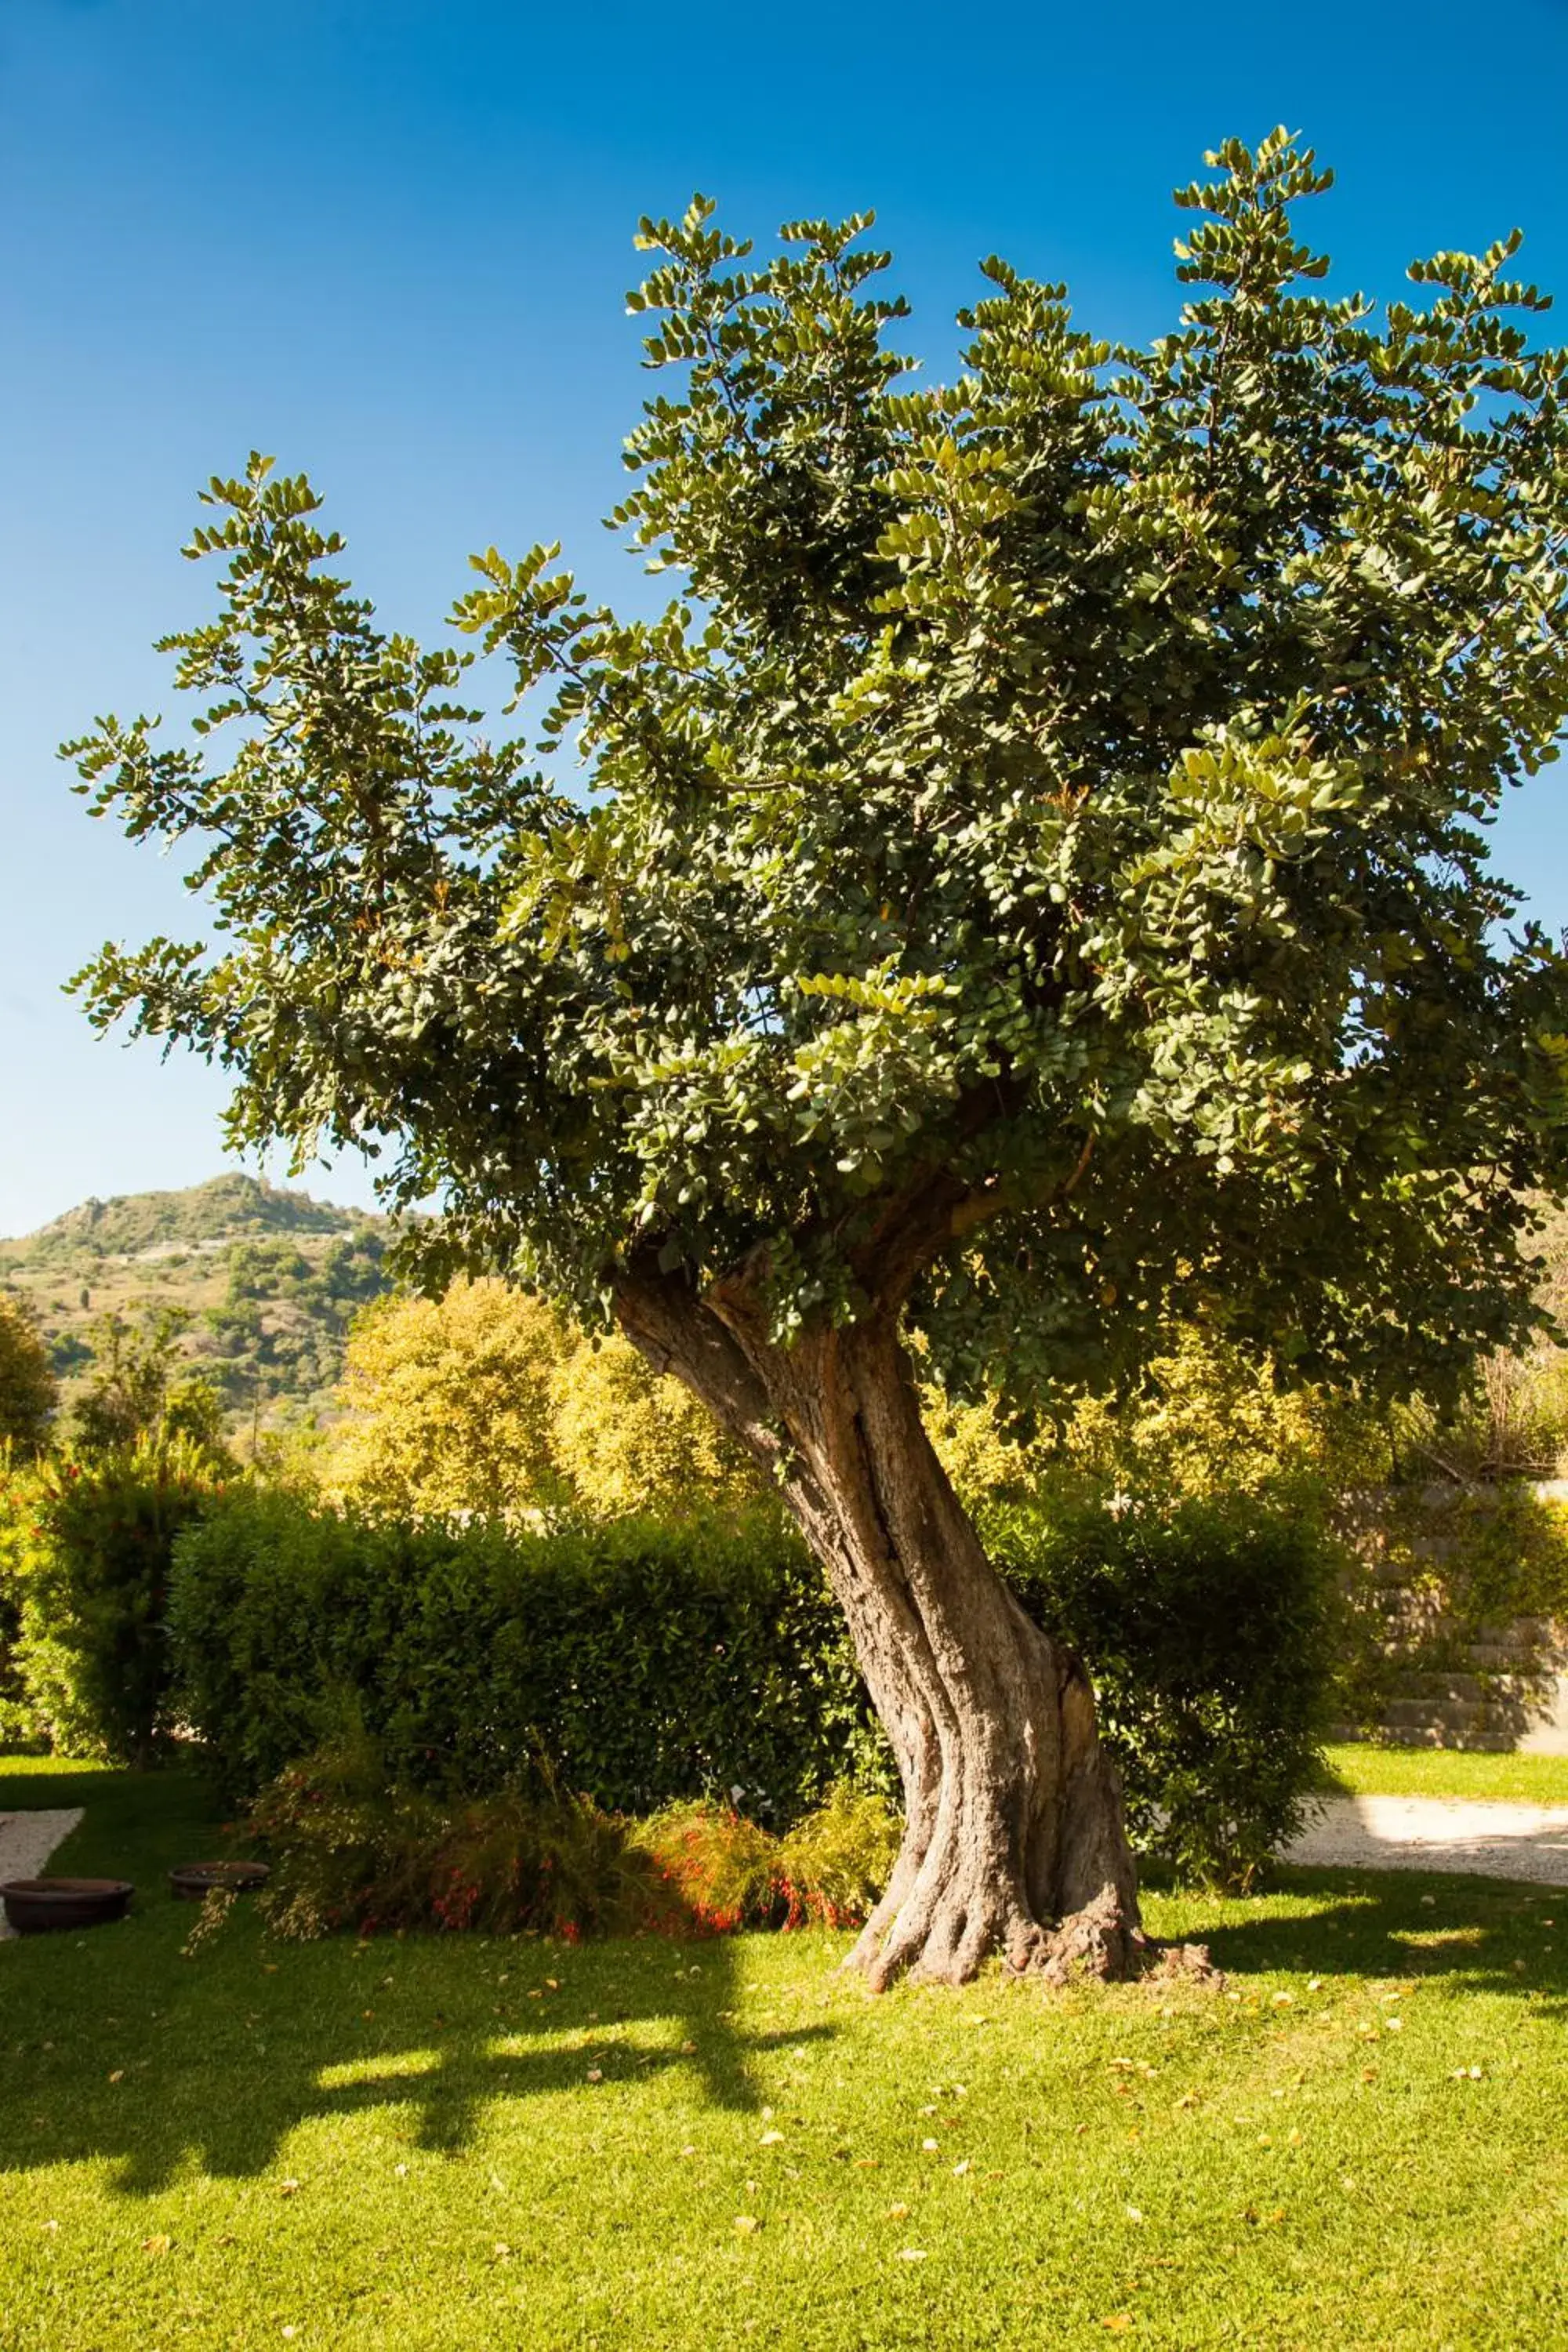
0 1174 390 1441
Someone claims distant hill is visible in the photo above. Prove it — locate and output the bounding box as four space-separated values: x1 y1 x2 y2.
0 1174 395 1441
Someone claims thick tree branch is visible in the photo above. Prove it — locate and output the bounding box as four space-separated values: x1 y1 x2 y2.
611 1253 800 1492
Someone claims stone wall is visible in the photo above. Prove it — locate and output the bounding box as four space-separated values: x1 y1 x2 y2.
1331 1483 1568 1751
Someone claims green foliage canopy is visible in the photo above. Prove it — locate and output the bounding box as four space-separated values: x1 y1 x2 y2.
69 133 1568 1420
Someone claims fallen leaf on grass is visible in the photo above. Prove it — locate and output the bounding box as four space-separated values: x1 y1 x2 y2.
278 2180 301 2197
142 2235 171 2255
107 2070 125 2085
759 2129 786 2147
886 2203 910 2220
953 2159 972 2176
921 2137 939 2152
586 2068 604 2083
680 2041 697 2055
895 2248 927 2262
1101 2317 1133 2334
733 2215 760 2234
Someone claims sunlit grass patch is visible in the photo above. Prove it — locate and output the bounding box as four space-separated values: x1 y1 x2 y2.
1321 1741 1568 1806
2 1762 1566 2348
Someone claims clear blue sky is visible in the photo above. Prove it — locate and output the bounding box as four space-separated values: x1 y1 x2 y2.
3 0 1567 1236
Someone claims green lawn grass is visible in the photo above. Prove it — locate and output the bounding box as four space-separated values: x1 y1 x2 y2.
3 1762 1566 2350
1321 1740 1568 1806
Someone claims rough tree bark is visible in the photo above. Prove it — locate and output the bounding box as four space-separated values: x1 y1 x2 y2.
613 1227 1153 1991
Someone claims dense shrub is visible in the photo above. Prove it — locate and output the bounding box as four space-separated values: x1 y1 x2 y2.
982 1488 1341 1886
167 1492 885 1818
6 1438 223 1761
630 1784 902 1933
241 1734 900 1943
0 1450 45 1745
248 1739 655 1941
169 1484 1336 1883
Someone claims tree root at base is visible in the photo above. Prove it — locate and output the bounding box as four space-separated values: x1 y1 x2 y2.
845 1880 1222 1993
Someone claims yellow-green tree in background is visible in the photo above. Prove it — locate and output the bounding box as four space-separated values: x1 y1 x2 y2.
319 1278 756 1520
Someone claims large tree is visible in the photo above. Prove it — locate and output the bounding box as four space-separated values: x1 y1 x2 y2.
68 133 1568 1983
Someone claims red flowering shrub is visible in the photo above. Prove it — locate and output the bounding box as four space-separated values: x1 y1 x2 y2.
240 1736 899 1944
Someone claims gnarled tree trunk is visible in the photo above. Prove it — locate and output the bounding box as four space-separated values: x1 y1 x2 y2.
614 1256 1144 1989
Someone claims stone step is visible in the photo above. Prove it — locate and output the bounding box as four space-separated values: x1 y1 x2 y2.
1381 1698 1481 1730
1393 1671 1487 1701
1371 1729 1517 1751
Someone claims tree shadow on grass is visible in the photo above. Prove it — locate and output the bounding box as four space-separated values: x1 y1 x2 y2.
1166 1860 1568 2013
1 1902 842 2196
0 1765 841 2196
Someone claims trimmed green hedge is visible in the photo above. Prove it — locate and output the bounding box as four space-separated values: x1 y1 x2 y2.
984 1492 1339 1886
165 1496 885 1821
167 1485 1337 1882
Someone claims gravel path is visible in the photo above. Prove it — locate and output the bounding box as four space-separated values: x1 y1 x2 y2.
0 1809 85 1938
1286 1794 1568 1886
